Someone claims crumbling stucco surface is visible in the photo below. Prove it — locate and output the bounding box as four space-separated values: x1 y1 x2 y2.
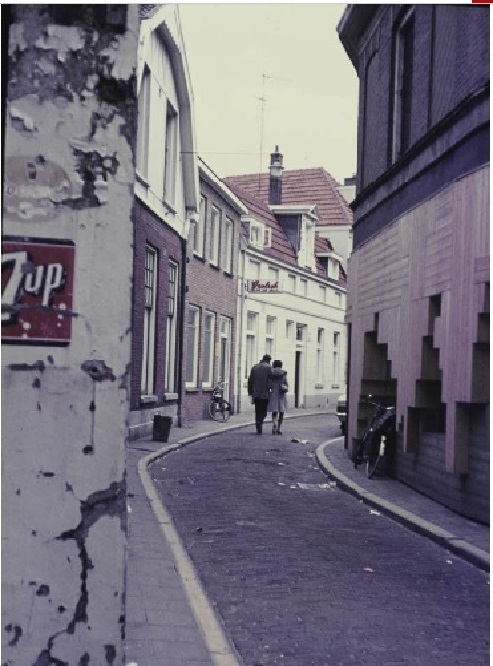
2 6 139 664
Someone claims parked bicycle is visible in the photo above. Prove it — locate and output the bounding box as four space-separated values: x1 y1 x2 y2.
352 395 396 478
208 380 231 422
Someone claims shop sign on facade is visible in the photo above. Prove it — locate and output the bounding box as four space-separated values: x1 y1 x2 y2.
246 280 281 293
1 237 75 345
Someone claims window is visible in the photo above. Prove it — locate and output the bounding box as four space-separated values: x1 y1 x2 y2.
202 311 215 388
163 101 178 205
316 328 325 384
287 274 296 293
136 67 150 179
335 291 342 308
266 315 276 358
247 220 271 248
166 261 179 393
286 320 294 340
219 316 232 390
245 311 258 378
193 194 206 257
319 285 327 303
248 259 261 280
209 205 220 266
392 8 415 161
222 217 233 274
185 305 199 388
296 323 305 342
299 278 308 297
267 266 279 286
333 331 340 384
141 245 157 395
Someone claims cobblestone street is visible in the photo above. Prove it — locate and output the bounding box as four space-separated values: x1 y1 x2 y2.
148 414 489 666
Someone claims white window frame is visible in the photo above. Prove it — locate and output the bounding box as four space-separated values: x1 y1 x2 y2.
319 285 327 303
141 244 157 396
209 205 220 266
248 259 261 280
185 305 199 388
222 216 233 274
166 260 179 394
193 194 206 257
286 319 294 341
136 67 151 180
219 316 232 397
163 101 178 206
202 310 215 388
266 315 276 358
299 278 308 297
316 328 325 384
245 311 258 378
287 274 296 293
267 265 279 286
333 331 340 384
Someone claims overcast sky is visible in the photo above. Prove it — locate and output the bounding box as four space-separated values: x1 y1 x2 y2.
179 3 359 185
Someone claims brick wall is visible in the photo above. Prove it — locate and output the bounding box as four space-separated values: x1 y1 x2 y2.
183 177 241 421
131 198 183 413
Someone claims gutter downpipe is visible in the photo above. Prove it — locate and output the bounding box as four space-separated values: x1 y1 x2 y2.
236 246 246 415
177 234 187 428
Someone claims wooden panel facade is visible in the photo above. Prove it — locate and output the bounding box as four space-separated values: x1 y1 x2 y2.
347 166 490 484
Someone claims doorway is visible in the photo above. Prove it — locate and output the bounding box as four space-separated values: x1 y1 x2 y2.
295 351 302 408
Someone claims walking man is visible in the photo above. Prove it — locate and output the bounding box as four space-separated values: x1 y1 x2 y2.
247 354 272 434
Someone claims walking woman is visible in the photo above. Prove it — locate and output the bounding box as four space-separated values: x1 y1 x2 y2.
267 360 288 434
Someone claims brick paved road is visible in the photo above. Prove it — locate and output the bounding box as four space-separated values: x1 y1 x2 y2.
149 415 490 666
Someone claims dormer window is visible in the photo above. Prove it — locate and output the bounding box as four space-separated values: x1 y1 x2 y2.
244 218 271 248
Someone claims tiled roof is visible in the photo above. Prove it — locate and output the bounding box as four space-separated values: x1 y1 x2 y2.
226 181 335 279
224 168 353 227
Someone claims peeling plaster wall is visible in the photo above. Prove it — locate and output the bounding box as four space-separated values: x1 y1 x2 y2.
2 6 139 664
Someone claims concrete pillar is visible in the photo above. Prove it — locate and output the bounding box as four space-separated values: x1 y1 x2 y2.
1 6 138 663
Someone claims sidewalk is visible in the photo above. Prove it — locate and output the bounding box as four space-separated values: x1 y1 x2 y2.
125 409 489 666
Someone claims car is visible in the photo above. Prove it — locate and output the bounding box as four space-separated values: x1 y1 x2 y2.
336 394 347 434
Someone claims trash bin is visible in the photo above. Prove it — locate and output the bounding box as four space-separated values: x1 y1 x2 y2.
153 415 172 442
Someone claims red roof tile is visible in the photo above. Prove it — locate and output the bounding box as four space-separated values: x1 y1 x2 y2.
224 168 353 227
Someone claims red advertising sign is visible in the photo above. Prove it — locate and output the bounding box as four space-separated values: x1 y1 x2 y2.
2 237 75 345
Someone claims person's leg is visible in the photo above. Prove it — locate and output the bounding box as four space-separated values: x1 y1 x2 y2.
254 399 263 433
271 411 278 434
277 411 284 434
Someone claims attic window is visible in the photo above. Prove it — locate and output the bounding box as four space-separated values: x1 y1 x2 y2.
248 221 270 248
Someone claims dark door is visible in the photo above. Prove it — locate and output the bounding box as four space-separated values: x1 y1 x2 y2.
295 351 301 408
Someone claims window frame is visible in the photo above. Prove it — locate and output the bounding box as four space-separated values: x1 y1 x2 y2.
209 204 221 266
166 260 179 394
141 244 158 396
163 100 178 207
202 310 216 388
391 8 415 162
222 216 234 274
185 304 200 388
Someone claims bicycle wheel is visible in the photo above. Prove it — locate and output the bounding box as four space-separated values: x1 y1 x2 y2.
366 450 380 478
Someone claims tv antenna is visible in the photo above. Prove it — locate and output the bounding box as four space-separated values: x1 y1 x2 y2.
257 74 271 192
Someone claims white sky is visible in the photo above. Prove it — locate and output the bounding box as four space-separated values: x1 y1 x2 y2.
179 3 359 185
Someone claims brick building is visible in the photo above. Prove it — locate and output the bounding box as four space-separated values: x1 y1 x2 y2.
182 159 247 420
128 6 199 439
338 4 489 522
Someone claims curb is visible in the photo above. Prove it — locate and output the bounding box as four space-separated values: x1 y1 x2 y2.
316 438 490 574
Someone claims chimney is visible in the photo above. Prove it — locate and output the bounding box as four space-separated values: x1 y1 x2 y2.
269 145 283 205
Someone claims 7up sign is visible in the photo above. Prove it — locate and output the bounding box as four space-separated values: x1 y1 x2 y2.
2 237 75 345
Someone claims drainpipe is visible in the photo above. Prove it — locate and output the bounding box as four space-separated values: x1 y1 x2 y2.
236 247 246 414
177 234 187 428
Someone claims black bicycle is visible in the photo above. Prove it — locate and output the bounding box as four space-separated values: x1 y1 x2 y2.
352 396 396 478
208 380 232 421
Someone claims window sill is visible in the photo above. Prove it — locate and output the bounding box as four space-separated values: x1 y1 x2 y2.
331 384 340 389
209 262 220 271
193 252 206 262
185 386 199 393
163 392 178 401
140 394 158 405
314 383 324 389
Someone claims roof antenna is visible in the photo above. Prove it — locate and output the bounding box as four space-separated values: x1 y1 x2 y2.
258 74 270 192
